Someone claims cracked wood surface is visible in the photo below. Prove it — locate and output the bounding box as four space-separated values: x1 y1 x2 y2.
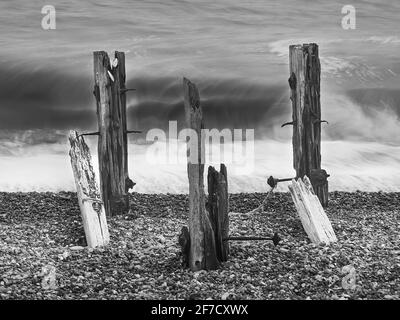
69 130 110 248
289 176 337 244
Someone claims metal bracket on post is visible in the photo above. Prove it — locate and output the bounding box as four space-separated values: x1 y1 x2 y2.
267 176 296 189
281 121 295 128
119 88 136 94
78 132 100 139
313 120 329 125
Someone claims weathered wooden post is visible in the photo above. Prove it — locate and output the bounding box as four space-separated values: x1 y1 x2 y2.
183 77 219 271
68 130 110 248
288 43 329 207
93 51 134 217
207 164 229 262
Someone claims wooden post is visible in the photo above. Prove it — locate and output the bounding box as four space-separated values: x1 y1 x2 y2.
183 77 219 271
93 51 133 217
288 43 329 207
288 176 337 244
68 130 110 248
114 52 135 193
207 164 229 262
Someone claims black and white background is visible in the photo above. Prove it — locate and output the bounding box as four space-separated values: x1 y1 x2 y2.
0 0 399 307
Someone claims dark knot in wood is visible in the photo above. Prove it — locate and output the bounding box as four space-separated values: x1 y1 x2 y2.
288 72 297 90
93 85 100 101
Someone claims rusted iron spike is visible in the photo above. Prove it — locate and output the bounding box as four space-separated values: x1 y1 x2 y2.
313 120 329 125
281 121 295 128
223 233 281 246
78 132 100 138
267 176 295 188
79 130 141 137
119 88 136 93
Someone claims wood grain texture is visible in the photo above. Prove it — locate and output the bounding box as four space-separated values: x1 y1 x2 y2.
68 130 110 248
207 164 229 262
93 51 132 217
114 52 135 193
288 176 337 244
183 77 219 271
289 43 328 207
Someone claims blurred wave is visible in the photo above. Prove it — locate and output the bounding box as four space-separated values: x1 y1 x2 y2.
1 139 400 193
0 0 399 192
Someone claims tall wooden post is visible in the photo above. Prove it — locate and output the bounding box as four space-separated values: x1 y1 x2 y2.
93 51 133 217
183 77 219 271
288 43 329 207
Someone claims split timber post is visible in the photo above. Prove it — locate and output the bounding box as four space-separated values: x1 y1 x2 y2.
68 130 110 248
288 43 329 207
288 176 337 244
207 164 229 262
93 51 134 217
183 77 219 271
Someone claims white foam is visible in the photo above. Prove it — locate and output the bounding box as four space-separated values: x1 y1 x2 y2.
1 140 400 193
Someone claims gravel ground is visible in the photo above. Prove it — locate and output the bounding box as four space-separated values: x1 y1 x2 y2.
0 191 399 300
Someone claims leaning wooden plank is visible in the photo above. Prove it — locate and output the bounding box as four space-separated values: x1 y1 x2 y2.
290 177 336 243
302 177 336 241
288 178 320 243
68 130 110 248
297 178 329 243
292 177 334 244
288 176 337 244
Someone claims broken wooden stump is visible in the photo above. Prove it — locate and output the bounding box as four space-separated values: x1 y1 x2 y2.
183 77 219 271
288 43 329 207
178 226 190 268
93 51 134 217
288 176 337 244
207 164 229 262
68 130 110 248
